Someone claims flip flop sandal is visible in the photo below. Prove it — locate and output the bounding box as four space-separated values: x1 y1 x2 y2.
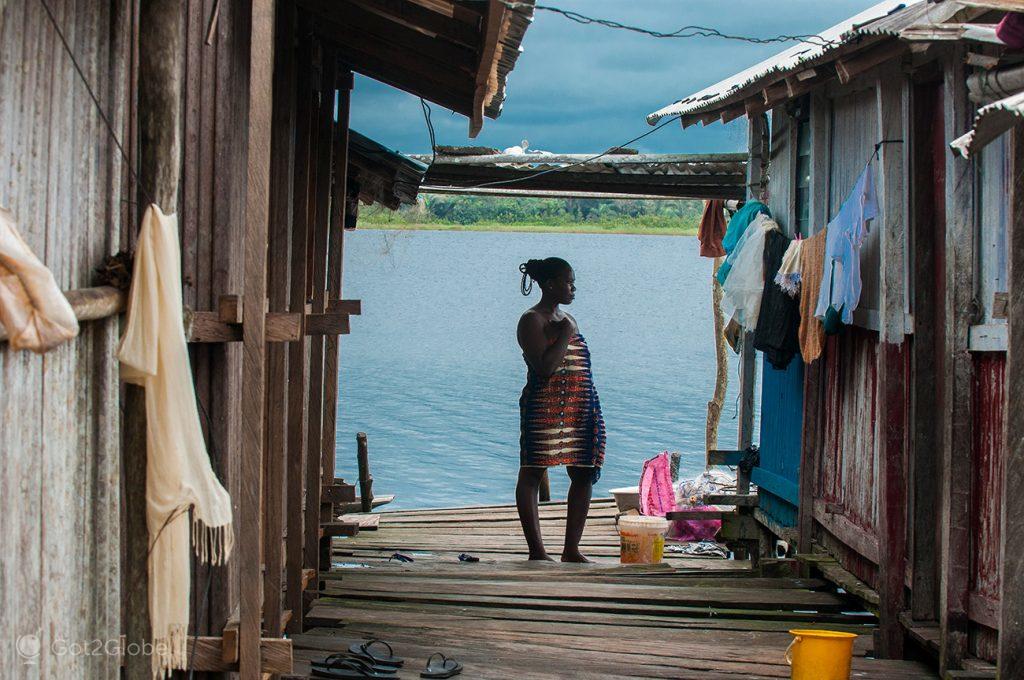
348 639 404 668
457 553 479 562
388 553 414 563
421 652 463 679
312 653 397 676
311 656 394 679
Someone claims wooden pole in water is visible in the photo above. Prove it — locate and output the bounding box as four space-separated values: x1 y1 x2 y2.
705 255 728 465
357 432 374 513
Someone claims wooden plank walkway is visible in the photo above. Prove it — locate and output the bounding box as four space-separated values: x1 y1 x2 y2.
290 498 937 679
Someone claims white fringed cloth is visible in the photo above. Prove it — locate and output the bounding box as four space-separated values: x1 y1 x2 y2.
0 207 78 352
118 205 234 678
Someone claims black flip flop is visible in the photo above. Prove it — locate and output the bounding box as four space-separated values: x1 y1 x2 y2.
311 653 397 677
311 655 395 679
388 552 414 563
420 652 463 679
457 553 479 563
348 639 404 668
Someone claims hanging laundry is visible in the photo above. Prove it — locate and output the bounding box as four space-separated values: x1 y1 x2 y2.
774 239 803 297
0 207 79 352
716 200 771 284
814 163 879 325
697 199 727 257
720 214 779 331
753 230 801 370
798 227 828 363
118 205 234 679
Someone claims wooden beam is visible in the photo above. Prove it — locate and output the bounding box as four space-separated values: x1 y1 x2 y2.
470 0 503 137
0 286 126 343
998 122 1024 677
348 0 481 47
875 66 909 659
127 2 183 678
184 311 302 342
836 41 906 85
328 298 361 314
184 636 292 674
285 23 314 635
939 48 975 676
239 1 276 678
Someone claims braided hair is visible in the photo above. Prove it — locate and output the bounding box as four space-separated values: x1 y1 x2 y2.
519 257 571 296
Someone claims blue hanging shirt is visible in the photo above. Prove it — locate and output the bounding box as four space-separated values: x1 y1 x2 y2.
716 200 771 285
814 163 879 324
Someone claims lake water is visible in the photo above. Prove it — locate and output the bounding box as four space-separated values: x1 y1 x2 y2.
336 229 756 509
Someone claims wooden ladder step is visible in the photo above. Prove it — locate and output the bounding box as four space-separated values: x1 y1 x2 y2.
320 521 360 538
322 483 356 504
301 567 316 592
705 493 759 507
338 514 380 530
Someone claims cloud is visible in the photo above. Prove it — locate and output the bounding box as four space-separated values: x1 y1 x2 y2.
349 1 876 155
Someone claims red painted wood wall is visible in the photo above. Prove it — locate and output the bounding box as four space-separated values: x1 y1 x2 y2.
969 352 1006 661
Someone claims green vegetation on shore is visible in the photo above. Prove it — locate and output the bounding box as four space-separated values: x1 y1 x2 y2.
360 194 702 236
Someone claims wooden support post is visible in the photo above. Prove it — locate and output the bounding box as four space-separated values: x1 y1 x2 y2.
910 79 944 622
875 67 909 659
306 45 337 581
999 123 1024 677
320 69 353 509
737 112 767 463
285 24 313 634
261 0 295 640
126 2 183 678
939 49 975 675
357 432 374 513
239 1 275 678
797 90 831 560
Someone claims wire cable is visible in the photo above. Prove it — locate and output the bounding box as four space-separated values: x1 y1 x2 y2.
499 2 835 47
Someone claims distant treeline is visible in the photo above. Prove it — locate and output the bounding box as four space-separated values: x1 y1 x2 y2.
361 194 704 231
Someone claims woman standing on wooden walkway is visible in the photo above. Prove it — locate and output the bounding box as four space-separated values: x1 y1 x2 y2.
516 257 606 562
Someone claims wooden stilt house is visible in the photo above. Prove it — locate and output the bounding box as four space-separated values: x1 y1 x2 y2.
0 1 534 677
649 0 1023 675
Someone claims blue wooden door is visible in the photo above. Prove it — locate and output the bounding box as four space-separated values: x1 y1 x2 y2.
753 355 803 527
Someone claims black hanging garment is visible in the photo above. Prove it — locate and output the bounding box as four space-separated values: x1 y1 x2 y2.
753 230 801 369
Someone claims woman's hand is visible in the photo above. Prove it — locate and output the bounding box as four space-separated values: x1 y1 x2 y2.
555 315 577 338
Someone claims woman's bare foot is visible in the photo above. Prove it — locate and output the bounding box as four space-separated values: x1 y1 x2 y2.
528 552 555 561
560 551 591 563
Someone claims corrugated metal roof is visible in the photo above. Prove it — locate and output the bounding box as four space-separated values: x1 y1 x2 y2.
950 90 1024 158
646 0 966 125
414 151 748 200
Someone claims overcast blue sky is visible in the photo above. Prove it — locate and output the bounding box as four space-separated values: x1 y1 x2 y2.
348 1 874 156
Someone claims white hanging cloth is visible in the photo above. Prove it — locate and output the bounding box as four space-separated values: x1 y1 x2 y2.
0 207 78 352
118 204 234 679
720 213 779 331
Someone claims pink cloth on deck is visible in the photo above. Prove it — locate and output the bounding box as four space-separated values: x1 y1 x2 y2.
638 452 720 541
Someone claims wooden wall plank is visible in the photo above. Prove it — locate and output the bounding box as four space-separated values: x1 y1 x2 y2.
239 0 275 677
939 48 976 675
998 124 1024 678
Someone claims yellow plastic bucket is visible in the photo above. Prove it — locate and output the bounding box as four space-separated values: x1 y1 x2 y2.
618 516 668 564
785 630 856 680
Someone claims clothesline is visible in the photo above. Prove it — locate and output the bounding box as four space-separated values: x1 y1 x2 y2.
695 141 887 368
